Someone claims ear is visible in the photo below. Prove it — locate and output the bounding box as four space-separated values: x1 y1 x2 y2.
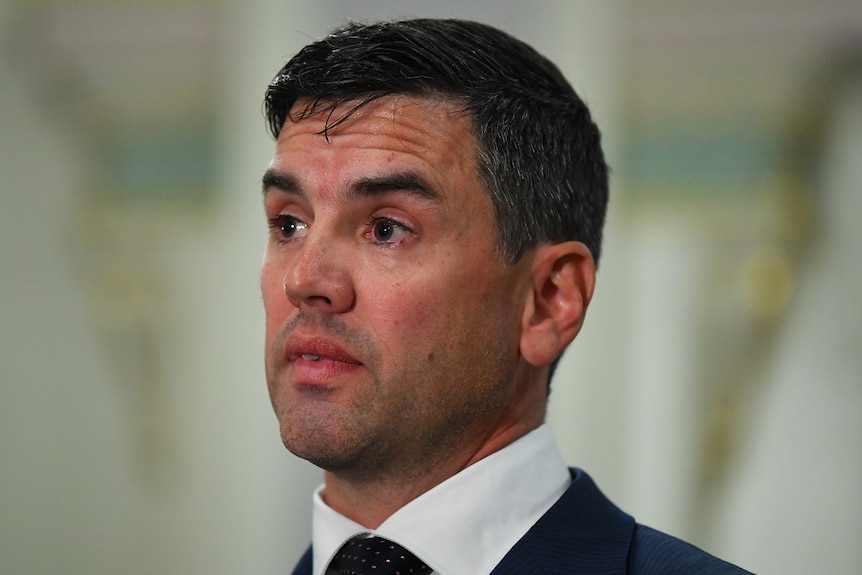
519 241 596 367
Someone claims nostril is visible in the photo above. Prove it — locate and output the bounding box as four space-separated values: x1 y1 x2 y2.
310 295 333 306
281 253 354 312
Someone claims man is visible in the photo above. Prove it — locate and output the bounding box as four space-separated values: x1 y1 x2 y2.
260 18 751 575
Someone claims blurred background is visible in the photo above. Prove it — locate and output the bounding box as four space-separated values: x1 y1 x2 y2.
1 0 860 573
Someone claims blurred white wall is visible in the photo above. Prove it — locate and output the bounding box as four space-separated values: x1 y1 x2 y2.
712 74 862 575
1 38 133 575
2 1 860 574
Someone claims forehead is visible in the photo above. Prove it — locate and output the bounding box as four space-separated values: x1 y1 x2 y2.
271 96 481 197
284 94 474 144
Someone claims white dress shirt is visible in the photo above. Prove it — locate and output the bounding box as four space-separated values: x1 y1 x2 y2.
311 424 571 575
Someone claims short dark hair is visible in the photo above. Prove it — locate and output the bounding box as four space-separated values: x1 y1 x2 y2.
264 18 609 265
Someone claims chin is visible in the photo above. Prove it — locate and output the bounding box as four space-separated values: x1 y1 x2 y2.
279 419 358 467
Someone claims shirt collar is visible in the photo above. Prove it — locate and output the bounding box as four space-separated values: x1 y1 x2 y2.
311 424 571 575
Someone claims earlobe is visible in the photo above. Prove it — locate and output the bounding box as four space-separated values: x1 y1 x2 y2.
520 242 596 367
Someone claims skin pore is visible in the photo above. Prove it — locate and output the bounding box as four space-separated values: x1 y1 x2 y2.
260 95 595 528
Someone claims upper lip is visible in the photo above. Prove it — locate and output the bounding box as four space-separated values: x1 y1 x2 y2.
284 334 362 364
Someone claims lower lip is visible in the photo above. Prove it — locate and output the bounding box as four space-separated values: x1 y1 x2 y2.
289 357 363 386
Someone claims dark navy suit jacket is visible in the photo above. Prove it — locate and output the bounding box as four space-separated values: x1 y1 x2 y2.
291 468 752 574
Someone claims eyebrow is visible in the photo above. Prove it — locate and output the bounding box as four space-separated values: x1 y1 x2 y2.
262 169 441 203
262 169 301 196
348 172 440 202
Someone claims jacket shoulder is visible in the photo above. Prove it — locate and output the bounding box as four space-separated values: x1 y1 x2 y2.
628 525 754 575
290 545 313 575
492 469 753 575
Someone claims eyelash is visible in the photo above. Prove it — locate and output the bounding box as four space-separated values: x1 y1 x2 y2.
267 214 413 246
365 215 413 246
268 214 306 244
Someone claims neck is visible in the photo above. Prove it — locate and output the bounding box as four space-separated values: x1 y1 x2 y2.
321 416 544 529
321 363 549 528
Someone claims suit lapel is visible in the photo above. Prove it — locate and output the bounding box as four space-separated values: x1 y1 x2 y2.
491 468 635 575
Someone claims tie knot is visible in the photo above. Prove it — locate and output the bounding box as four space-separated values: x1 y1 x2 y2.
328 535 431 575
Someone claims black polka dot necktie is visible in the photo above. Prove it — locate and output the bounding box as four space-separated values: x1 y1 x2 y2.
327 535 432 575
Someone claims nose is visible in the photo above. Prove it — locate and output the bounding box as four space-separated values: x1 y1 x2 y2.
282 241 355 313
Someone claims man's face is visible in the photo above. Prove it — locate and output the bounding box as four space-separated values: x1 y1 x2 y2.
261 96 533 479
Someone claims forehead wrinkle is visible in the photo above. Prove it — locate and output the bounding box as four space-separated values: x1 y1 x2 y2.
388 101 476 158
304 96 475 159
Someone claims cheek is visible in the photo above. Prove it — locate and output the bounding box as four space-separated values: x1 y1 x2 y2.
362 278 449 363
260 258 289 332
368 286 437 331
366 272 492 362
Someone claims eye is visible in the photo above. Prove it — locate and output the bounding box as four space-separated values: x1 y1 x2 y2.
269 214 308 242
367 216 412 245
373 219 394 241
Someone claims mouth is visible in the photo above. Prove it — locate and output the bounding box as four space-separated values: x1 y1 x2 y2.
287 336 361 364
284 335 363 384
